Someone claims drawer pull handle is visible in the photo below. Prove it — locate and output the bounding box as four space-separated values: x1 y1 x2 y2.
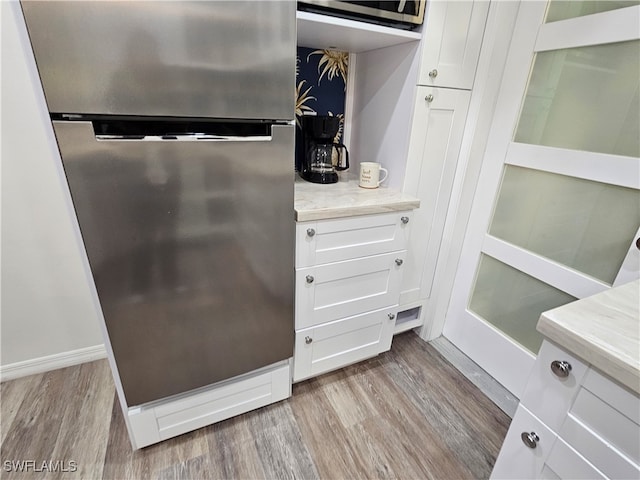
521 431 539 449
401 216 409 224
425 94 434 103
429 68 438 78
550 360 572 378
306 228 316 237
306 275 314 284
388 313 396 320
395 258 403 266
305 336 313 344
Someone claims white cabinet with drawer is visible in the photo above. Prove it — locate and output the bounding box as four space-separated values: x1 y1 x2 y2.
296 212 411 267
492 339 640 480
519 341 589 432
491 404 556 480
293 211 412 381
293 306 396 382
296 251 406 329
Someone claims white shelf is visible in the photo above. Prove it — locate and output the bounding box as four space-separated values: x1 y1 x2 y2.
297 11 421 53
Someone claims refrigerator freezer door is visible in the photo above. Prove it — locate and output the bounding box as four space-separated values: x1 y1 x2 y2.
53 120 295 406
21 1 295 120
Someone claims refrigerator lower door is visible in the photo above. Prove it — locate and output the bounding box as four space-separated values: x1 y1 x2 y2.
53 120 294 407
21 1 295 120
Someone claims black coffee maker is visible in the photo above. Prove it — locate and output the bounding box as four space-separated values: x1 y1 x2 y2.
300 115 349 184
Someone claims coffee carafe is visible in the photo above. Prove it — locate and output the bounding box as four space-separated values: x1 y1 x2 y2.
300 115 349 184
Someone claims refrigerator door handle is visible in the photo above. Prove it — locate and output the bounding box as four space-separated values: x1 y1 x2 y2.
95 134 273 142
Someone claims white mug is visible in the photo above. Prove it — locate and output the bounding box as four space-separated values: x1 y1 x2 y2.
359 162 388 189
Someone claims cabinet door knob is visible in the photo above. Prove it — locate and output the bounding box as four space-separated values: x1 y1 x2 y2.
305 336 313 344
550 360 572 378
305 275 314 284
429 68 438 78
425 94 434 103
521 431 539 449
395 258 403 266
306 228 316 237
401 216 409 224
388 313 396 320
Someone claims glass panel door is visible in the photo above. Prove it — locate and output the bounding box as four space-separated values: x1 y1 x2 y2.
545 0 639 23
469 254 576 353
489 166 640 285
444 0 640 396
514 40 640 157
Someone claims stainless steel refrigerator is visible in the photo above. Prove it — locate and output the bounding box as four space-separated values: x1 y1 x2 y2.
21 2 295 408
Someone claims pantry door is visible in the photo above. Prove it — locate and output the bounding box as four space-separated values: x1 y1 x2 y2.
443 0 640 397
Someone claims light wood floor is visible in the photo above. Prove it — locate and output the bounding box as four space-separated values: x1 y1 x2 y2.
1 332 510 479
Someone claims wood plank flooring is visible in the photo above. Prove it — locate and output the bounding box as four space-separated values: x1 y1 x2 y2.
1 332 510 479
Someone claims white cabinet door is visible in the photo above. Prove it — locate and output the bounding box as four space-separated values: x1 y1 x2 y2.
544 437 605 480
401 87 471 306
418 0 490 89
293 306 396 382
296 212 411 268
491 405 556 480
296 251 406 329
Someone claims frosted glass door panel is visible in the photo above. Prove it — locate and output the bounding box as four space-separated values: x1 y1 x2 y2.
469 255 576 354
445 0 640 399
514 40 640 157
489 166 640 284
545 1 640 23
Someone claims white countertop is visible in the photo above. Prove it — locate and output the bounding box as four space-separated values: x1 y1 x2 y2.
294 175 420 221
537 279 640 394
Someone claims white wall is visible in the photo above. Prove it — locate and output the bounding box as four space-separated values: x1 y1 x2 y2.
350 41 421 190
1 2 104 377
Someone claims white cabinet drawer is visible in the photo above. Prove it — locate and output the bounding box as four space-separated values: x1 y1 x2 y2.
296 251 406 329
559 409 639 480
127 362 291 449
293 306 396 382
491 405 556 480
582 368 640 426
418 0 489 89
520 340 589 432
296 212 411 268
560 384 640 477
540 465 561 480
545 437 605 480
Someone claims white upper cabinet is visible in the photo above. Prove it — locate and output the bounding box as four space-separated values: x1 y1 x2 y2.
418 1 490 89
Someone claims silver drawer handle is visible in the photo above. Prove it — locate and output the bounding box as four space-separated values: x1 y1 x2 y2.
401 216 409 224
388 313 396 320
395 258 403 266
521 431 539 449
425 94 434 103
306 275 314 284
305 336 313 344
306 228 316 237
550 360 572 378
429 68 438 78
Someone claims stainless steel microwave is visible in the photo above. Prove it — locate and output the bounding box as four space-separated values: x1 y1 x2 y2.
298 1 426 30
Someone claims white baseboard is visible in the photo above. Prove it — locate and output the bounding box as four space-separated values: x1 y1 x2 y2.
0 344 107 382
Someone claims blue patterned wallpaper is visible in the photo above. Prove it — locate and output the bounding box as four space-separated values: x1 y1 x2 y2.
295 46 348 171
